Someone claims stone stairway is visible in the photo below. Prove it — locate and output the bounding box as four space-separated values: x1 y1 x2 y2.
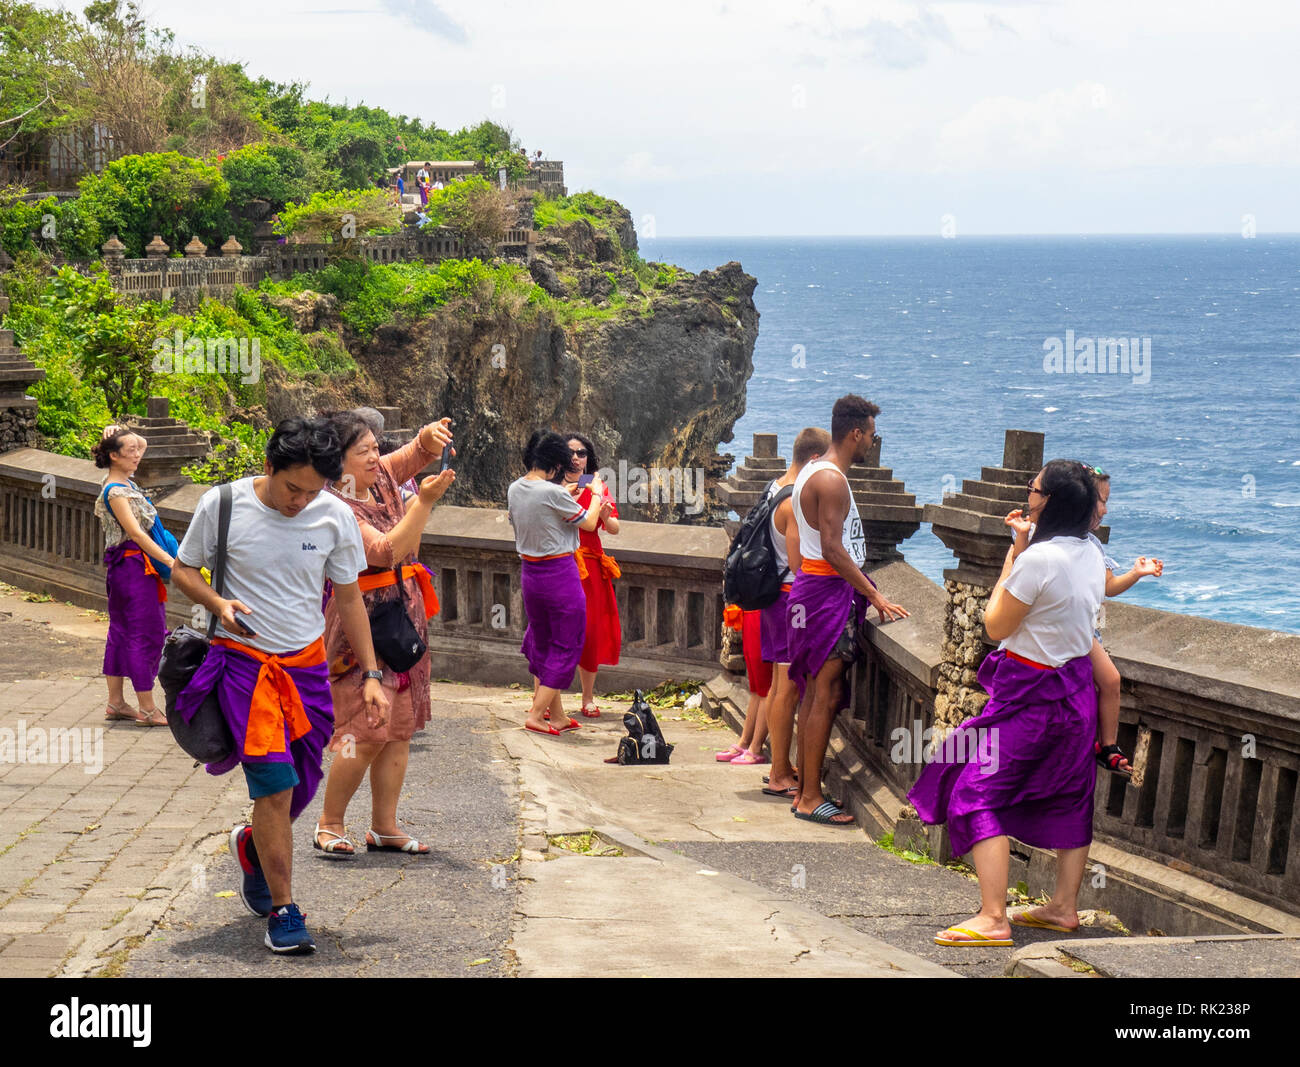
0 308 45 451
128 397 210 496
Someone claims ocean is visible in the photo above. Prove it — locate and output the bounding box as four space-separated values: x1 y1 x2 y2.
640 235 1300 635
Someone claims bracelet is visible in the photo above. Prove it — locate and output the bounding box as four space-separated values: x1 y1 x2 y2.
362 669 383 682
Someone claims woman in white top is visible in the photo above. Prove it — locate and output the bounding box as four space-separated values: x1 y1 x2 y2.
508 431 608 735
909 460 1104 948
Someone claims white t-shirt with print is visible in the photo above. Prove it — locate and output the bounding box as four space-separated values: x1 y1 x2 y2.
177 477 366 655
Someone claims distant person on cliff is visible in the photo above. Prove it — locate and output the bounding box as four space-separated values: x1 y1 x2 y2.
753 427 831 793
171 418 390 954
559 432 621 717
509 431 610 735
93 425 175 727
910 460 1104 947
787 396 908 824
1007 466 1163 779
314 412 454 857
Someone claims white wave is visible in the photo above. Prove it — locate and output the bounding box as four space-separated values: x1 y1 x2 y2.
1043 406 1060 413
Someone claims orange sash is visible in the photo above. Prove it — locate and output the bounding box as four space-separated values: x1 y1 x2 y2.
212 635 325 756
522 551 589 581
356 563 440 620
800 558 838 577
577 545 620 580
122 547 167 603
723 603 743 631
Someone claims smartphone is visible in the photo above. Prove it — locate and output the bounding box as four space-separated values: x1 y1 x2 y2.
233 613 257 637
577 473 594 488
440 446 454 473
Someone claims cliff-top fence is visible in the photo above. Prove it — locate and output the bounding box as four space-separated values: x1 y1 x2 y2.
1 427 1297 923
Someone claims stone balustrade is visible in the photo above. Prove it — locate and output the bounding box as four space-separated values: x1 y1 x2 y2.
2 428 1297 919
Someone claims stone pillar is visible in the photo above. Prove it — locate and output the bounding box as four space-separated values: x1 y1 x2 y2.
714 433 783 537
183 237 207 258
128 396 211 496
101 235 126 274
922 430 1109 734
145 235 169 259
0 312 46 452
220 236 243 257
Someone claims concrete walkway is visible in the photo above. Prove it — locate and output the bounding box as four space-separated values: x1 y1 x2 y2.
3 588 1296 978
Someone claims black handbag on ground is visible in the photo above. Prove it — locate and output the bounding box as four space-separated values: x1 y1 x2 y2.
158 483 236 764
368 565 427 673
614 690 674 765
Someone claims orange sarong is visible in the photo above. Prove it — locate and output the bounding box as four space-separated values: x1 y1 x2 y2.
211 635 325 757
355 563 440 619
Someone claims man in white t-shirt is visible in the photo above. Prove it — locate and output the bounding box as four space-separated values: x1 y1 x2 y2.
172 417 389 955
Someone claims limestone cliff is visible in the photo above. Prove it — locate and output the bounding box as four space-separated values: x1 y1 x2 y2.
261 222 758 522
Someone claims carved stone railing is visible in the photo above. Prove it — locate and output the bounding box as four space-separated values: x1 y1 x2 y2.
420 506 727 688
0 447 727 686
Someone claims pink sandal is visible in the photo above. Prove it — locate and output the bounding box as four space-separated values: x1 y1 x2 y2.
730 750 769 766
715 744 746 762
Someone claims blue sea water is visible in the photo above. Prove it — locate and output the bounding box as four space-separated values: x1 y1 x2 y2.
640 235 1300 635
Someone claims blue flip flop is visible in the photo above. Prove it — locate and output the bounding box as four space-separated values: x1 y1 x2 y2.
793 800 855 826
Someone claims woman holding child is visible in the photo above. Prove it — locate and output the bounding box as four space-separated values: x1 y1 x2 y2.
909 459 1105 947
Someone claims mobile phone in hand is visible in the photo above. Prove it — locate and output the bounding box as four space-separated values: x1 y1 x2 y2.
577 473 594 488
440 447 454 473
233 613 257 637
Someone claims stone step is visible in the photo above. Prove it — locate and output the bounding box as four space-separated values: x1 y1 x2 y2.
963 478 1026 503
135 444 208 460
0 368 46 384
981 466 1040 487
0 330 13 347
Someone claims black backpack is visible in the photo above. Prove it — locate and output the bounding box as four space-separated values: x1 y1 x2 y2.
615 690 674 765
723 481 793 610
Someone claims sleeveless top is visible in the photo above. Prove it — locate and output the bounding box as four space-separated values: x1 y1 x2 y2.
766 479 792 584
93 478 158 551
792 460 866 569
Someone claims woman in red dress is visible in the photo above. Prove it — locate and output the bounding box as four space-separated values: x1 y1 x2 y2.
563 433 621 717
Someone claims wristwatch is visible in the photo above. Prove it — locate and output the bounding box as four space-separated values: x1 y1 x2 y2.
362 670 383 682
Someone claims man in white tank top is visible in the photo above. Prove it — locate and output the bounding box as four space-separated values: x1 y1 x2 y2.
786 396 908 826
756 427 830 797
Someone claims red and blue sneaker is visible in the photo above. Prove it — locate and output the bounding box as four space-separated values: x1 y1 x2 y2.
230 824 271 917
265 903 316 954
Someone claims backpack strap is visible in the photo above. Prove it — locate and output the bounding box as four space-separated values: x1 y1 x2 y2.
206 483 233 640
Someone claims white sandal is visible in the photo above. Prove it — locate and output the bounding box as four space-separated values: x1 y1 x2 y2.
366 828 430 854
313 822 356 858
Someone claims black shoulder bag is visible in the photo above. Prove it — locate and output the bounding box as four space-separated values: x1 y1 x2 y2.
158 483 236 763
367 565 427 673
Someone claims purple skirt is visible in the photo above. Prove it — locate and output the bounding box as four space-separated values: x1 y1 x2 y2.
520 555 587 690
785 571 867 703
760 589 791 664
176 643 333 821
103 542 166 691
908 650 1098 857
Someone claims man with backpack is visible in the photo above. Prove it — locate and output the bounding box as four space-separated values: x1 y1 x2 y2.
171 418 390 954
758 427 830 798
787 396 908 825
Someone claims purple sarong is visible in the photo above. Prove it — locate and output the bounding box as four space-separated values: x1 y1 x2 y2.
785 571 869 704
908 650 1098 857
103 542 166 691
760 588 791 664
520 555 586 690
175 643 333 820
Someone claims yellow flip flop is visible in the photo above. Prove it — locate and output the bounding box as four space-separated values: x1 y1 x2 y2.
1010 911 1078 934
934 926 1013 947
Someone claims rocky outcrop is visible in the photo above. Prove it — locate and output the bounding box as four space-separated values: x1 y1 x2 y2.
335 260 757 522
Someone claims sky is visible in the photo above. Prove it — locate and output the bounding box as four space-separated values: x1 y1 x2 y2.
53 0 1300 235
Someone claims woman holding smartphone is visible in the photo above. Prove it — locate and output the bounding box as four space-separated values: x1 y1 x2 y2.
561 432 621 717
509 431 609 735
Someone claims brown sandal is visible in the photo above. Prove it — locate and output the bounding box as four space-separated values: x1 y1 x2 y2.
135 708 168 727
105 702 144 723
